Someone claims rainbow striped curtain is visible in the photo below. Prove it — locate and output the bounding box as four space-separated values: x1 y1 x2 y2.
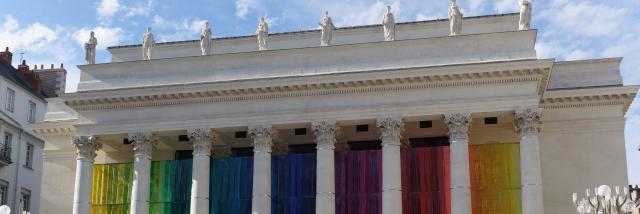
210 156 254 214
469 143 521 214
91 163 134 214
335 150 382 214
271 153 317 214
149 159 193 214
401 146 451 214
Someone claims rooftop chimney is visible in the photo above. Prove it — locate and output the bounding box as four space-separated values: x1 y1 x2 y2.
16 60 43 95
0 47 12 66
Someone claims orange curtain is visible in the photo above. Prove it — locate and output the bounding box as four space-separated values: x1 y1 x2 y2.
469 143 521 214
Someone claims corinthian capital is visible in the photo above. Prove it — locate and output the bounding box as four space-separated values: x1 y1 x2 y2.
72 136 102 161
188 127 213 156
312 120 338 150
444 112 472 141
376 117 404 146
248 125 275 153
515 108 542 136
128 132 157 158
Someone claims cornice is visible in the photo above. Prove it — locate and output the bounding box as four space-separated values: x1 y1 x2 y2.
32 120 77 135
541 86 639 112
65 61 552 111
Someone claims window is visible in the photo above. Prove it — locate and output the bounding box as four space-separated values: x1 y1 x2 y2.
27 101 36 123
0 179 7 206
294 128 307 136
25 144 34 169
0 133 11 163
5 88 14 112
20 188 31 213
356 124 369 132
3 132 11 147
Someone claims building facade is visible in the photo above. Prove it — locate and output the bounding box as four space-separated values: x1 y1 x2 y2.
0 48 46 214
35 12 638 214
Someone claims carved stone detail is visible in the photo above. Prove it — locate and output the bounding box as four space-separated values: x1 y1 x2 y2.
188 127 213 156
376 117 404 146
444 112 472 141
128 132 157 158
248 125 275 153
515 108 542 136
312 120 338 150
72 136 102 160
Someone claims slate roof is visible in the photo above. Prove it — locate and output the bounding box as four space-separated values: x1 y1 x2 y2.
0 60 45 100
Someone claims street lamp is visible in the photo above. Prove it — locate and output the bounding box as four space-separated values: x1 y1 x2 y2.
572 185 639 214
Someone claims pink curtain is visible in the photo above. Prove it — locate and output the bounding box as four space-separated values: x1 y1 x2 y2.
401 147 451 214
335 150 382 214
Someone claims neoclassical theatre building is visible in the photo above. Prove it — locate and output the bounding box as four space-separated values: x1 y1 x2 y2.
34 11 637 214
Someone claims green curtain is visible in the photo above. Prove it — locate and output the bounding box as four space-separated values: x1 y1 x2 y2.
149 159 193 214
91 163 134 214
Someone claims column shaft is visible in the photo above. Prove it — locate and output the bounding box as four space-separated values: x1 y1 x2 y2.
515 108 545 214
189 128 213 214
377 117 404 214
72 136 101 214
312 121 338 214
129 132 156 214
445 112 472 214
249 125 275 214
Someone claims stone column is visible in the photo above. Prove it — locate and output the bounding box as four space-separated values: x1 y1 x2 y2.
188 128 213 214
129 132 156 214
515 108 545 214
377 117 404 214
249 125 275 214
312 120 338 214
72 136 101 214
444 112 472 214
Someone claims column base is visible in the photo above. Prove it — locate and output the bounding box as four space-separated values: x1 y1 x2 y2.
451 188 471 214
251 195 271 214
382 189 402 214
316 194 336 214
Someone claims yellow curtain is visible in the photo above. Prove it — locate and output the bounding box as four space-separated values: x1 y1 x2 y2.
91 163 133 214
469 143 521 214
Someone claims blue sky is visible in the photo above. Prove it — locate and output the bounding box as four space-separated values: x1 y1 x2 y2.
1 0 638 183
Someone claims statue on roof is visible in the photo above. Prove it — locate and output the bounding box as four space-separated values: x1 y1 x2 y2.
382 5 396 41
201 21 213 55
142 27 155 60
519 0 532 30
448 0 463 36
84 31 97 64
319 11 335 46
256 16 269 51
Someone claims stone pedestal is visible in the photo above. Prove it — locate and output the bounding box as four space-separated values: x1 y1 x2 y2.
249 125 275 214
515 108 545 214
312 120 338 214
128 132 156 214
445 112 472 214
72 136 101 214
188 128 213 214
377 117 404 214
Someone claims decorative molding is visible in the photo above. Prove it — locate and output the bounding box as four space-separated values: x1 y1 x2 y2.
444 112 472 141
187 127 212 156
542 91 637 113
311 120 338 150
248 125 275 153
65 68 548 111
128 132 156 158
376 117 404 146
72 136 102 161
514 108 542 136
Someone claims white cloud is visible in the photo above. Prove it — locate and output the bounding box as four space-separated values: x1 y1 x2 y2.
333 1 388 26
153 17 207 42
540 1 626 38
493 0 519 14
97 0 120 18
0 15 58 54
152 15 165 27
236 0 259 19
72 27 126 49
125 0 154 18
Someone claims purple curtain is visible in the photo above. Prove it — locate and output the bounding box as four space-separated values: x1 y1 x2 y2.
335 150 382 214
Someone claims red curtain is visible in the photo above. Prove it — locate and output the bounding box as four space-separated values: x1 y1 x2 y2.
335 150 382 214
401 147 451 214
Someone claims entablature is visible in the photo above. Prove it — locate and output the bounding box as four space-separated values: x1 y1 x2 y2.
541 86 639 112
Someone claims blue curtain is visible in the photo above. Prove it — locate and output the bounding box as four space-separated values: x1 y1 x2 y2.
210 157 254 214
271 153 317 214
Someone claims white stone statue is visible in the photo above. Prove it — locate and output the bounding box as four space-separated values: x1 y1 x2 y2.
448 0 463 36
519 0 532 30
142 27 155 60
0 205 9 214
200 21 213 55
382 5 396 41
256 16 269 51
318 11 335 46
84 31 97 64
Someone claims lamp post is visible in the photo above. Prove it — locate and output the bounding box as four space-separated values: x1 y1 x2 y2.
572 185 639 214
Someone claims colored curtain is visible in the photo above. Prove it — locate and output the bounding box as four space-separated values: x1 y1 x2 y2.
469 143 521 214
210 156 254 214
271 153 317 214
401 146 451 214
335 150 382 214
91 163 134 214
149 159 193 214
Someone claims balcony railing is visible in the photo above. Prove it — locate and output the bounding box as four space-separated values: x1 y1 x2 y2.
0 144 12 167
